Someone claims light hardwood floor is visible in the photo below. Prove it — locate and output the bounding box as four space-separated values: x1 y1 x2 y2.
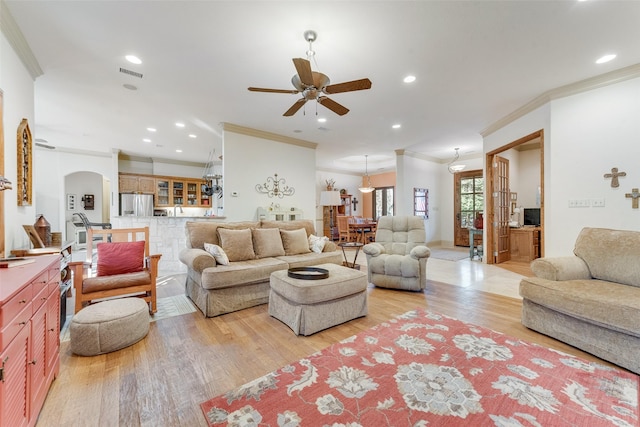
37 252 613 427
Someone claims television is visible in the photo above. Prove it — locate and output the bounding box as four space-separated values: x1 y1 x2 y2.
523 208 541 227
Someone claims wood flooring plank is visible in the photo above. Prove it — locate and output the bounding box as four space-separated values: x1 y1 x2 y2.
37 277 620 427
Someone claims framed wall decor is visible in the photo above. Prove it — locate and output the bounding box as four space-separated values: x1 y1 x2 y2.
17 118 32 206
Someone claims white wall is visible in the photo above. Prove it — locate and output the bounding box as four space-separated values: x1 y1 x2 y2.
223 129 316 223
34 149 113 238
1 31 36 251
545 76 640 255
484 76 640 256
516 148 541 209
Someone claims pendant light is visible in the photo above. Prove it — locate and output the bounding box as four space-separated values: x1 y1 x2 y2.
359 155 375 193
448 148 466 174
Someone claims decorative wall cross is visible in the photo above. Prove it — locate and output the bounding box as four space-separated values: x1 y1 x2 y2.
625 188 640 209
604 167 626 188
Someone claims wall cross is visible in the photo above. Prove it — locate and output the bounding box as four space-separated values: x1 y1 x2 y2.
625 188 640 209
604 167 626 188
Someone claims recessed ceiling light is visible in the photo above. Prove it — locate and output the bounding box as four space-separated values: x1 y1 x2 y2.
317 118 327 123
123 84 137 90
403 75 416 83
596 54 616 64
125 55 142 65
176 149 183 153
392 124 401 129
175 122 185 128
188 134 197 138
143 138 151 142
147 127 156 132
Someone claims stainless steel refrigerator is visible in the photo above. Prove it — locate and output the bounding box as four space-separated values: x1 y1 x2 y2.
119 193 154 216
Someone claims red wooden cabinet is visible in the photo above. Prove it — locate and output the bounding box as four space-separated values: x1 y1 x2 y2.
0 255 60 427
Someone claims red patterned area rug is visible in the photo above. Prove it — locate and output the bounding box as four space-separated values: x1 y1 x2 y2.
201 309 639 426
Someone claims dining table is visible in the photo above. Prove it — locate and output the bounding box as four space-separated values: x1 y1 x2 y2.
348 220 377 244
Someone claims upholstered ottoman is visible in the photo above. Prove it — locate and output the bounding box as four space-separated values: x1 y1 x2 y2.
269 263 368 336
70 298 150 356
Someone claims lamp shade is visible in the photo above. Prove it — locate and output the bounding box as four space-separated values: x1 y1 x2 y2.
320 190 341 206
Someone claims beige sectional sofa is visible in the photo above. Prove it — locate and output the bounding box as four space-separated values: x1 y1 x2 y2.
179 219 343 317
519 227 640 374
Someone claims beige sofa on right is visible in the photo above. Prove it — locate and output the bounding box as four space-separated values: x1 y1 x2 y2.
520 227 640 374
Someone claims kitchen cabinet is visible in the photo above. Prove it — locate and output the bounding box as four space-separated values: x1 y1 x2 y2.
0 255 60 427
120 173 211 207
118 173 155 194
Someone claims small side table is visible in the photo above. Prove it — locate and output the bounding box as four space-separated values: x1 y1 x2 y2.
338 242 364 269
469 228 483 261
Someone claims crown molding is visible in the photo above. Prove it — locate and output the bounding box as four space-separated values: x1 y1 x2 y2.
481 63 640 137
222 122 317 149
0 1 43 80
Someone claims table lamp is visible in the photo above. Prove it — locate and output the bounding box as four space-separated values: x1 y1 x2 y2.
320 190 342 238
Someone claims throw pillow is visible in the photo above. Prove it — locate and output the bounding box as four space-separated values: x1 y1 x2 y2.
308 234 329 254
96 240 145 276
204 243 230 265
252 228 285 258
217 228 256 262
280 228 311 256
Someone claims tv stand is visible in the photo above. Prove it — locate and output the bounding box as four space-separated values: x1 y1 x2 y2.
510 227 540 262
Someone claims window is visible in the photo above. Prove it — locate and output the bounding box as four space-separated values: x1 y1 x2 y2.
373 186 394 218
414 188 428 219
460 175 484 228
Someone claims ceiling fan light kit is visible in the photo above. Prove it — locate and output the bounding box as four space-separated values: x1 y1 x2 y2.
248 30 372 117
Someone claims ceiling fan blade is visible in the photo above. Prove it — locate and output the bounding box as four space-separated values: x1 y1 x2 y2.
248 87 299 94
318 96 349 116
283 98 307 116
324 78 372 94
292 58 314 87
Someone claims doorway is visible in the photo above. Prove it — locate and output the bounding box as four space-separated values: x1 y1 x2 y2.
485 130 544 264
454 170 484 247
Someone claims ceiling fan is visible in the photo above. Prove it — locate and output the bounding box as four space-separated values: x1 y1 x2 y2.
248 30 372 117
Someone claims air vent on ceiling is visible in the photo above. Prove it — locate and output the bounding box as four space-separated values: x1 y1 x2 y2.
119 67 143 79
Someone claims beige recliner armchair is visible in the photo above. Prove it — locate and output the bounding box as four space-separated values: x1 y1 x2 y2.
363 216 430 291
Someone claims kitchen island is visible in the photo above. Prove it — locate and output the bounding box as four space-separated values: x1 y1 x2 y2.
111 216 226 274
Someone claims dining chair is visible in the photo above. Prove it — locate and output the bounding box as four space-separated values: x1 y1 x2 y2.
337 215 355 242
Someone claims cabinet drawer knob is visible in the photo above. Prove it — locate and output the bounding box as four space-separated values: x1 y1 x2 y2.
18 321 27 326
19 299 27 304
30 359 37 365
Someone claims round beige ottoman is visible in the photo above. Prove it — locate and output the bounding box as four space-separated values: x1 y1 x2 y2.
70 298 150 356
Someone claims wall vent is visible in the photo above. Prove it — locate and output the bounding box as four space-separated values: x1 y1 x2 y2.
119 68 143 79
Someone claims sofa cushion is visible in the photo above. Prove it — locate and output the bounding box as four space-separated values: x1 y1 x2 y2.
96 241 145 276
573 227 640 288
185 221 259 250
217 228 256 262
252 228 285 258
276 251 343 269
280 228 311 256
308 234 329 253
200 258 288 290
261 220 315 236
204 243 229 265
83 271 151 293
520 276 640 338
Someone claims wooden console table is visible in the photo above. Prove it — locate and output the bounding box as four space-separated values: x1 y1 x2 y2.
510 227 541 262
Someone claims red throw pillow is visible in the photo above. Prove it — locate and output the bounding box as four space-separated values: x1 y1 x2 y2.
96 241 145 276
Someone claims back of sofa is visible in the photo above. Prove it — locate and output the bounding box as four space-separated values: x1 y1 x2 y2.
184 219 318 250
574 227 640 288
